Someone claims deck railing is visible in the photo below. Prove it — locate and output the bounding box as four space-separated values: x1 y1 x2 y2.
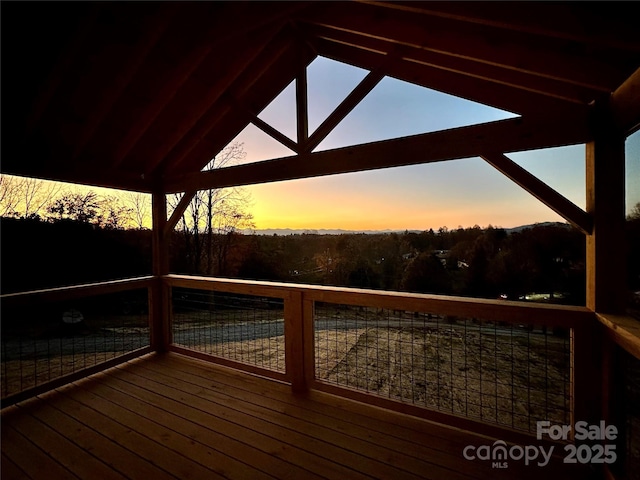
1 277 154 406
4 273 638 454
597 313 640 479
165 274 595 439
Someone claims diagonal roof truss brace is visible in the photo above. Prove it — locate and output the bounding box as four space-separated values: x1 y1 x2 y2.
242 59 386 156
480 152 592 234
162 57 594 237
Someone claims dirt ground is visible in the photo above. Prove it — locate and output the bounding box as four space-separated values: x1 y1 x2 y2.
174 317 570 433
3 313 570 434
315 326 569 432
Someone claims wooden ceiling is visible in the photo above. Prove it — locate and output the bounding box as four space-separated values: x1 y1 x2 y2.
2 1 639 194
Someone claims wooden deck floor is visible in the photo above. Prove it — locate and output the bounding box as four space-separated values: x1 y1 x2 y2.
1 352 596 480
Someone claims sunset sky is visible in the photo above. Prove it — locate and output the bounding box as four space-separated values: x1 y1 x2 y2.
228 56 640 231
4 56 638 232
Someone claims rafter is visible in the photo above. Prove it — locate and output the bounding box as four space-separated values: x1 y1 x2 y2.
106 4 302 173
155 30 307 176
358 1 640 52
480 152 592 234
160 43 318 177
104 4 240 172
314 37 588 119
166 116 590 193
300 3 629 90
134 22 287 176
307 24 607 105
23 4 101 140
69 4 178 162
610 67 640 136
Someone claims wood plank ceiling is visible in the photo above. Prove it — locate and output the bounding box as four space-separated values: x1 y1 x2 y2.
2 1 639 194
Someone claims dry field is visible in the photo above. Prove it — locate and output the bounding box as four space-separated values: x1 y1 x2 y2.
3 308 570 434
171 308 570 433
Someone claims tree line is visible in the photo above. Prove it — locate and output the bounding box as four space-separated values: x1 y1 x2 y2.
2 163 639 306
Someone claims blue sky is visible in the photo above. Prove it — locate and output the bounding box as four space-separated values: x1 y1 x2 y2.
227 56 640 231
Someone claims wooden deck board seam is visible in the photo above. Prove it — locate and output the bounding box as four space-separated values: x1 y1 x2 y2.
109 357 475 480
47 383 220 480
72 379 313 480
101 366 388 480
98 366 362 478
131 355 482 478
57 380 265 480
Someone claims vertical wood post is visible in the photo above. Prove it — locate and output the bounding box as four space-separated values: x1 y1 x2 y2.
151 189 171 352
571 320 598 429
303 296 316 388
285 290 307 392
296 68 308 148
586 113 627 313
580 104 627 439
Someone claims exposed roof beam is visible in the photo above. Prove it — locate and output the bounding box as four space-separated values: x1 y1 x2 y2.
358 1 640 52
105 3 304 172
70 3 179 162
166 116 589 193
300 2 631 91
23 4 101 140
154 30 300 176
160 42 317 177
308 24 608 105
480 152 592 234
610 67 640 136
134 22 287 176
314 37 587 118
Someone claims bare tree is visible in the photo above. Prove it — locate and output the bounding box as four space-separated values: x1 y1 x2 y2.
0 175 62 218
122 191 151 229
0 175 24 217
168 142 254 274
23 177 62 218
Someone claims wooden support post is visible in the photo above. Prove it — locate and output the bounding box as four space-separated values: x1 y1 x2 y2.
586 111 627 313
571 320 599 430
296 68 308 147
285 290 307 392
151 190 171 352
581 104 627 448
303 296 316 388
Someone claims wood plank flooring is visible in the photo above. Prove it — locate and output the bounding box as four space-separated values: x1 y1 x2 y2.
2 352 597 479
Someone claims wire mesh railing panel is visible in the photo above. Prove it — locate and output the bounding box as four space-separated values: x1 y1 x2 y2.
1 289 149 399
171 288 285 373
314 302 571 433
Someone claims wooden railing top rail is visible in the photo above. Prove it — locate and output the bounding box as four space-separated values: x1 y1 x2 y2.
165 274 593 328
0 276 154 305
597 312 640 361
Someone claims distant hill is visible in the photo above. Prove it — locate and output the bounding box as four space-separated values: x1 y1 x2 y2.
243 222 570 236
503 222 571 234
